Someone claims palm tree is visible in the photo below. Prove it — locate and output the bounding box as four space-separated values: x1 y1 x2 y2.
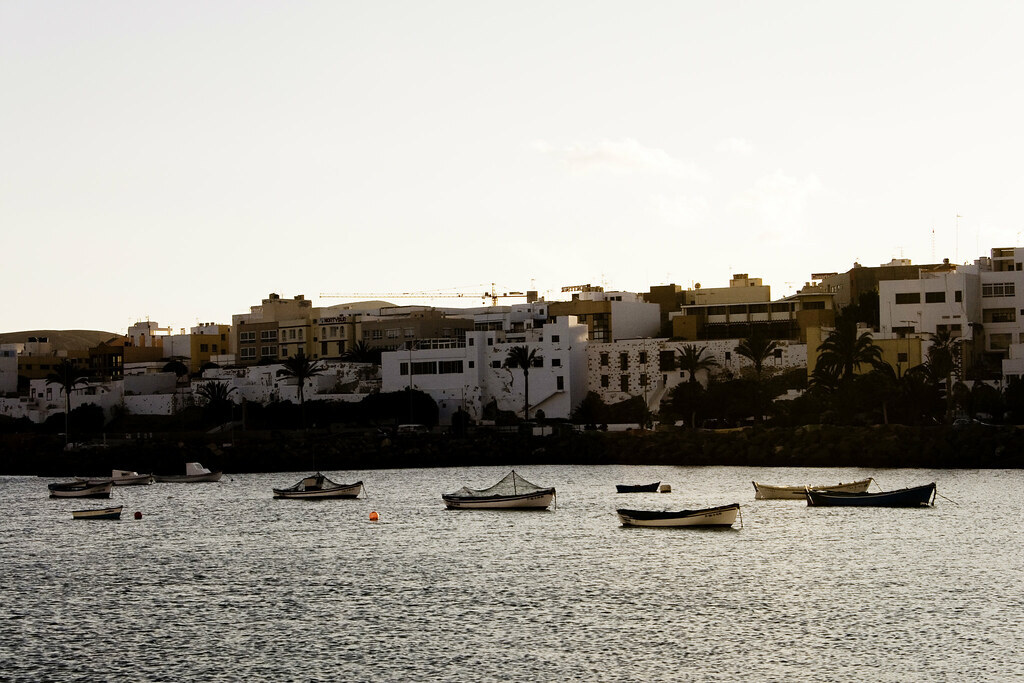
277 352 325 427
735 333 779 422
504 345 539 420
342 341 383 365
196 381 237 427
676 344 719 385
735 333 778 380
46 359 90 446
815 315 883 385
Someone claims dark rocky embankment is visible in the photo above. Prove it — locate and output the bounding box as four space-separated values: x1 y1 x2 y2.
2 423 1022 477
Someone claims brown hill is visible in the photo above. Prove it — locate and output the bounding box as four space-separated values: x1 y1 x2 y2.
0 330 121 351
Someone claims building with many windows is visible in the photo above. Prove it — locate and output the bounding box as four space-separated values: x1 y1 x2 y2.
380 315 588 425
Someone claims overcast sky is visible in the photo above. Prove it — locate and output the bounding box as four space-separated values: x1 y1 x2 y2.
3 1 1023 333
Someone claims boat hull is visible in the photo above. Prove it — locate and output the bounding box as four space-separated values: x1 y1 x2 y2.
273 480 363 499
154 472 223 483
72 506 123 520
616 482 661 493
442 490 555 509
48 482 113 498
617 503 740 527
77 471 155 486
805 483 936 507
753 478 873 500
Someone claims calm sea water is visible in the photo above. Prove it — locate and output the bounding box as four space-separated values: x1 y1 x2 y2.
1 465 1022 682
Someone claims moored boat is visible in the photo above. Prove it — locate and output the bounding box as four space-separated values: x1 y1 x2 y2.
72 505 123 520
155 462 223 483
76 469 155 486
442 470 555 509
48 481 113 498
615 482 661 493
617 503 741 528
805 482 936 507
273 473 363 499
753 477 873 500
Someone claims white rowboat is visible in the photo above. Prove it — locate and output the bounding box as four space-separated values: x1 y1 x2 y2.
752 478 873 500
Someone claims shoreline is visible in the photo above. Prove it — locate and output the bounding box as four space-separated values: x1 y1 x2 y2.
4 423 1023 477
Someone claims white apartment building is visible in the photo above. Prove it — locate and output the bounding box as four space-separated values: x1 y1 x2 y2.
380 315 589 424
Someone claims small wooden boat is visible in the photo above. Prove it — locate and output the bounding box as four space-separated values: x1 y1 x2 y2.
442 470 555 509
273 473 363 499
154 462 223 483
615 482 661 493
48 481 113 498
617 503 741 528
805 482 936 507
753 477 873 500
72 505 123 520
76 469 155 486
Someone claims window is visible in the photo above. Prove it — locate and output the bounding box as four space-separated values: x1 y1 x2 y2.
725 351 731 360
491 360 501 368
387 329 399 338
551 335 560 342
955 290 963 302
773 348 783 359
280 345 288 356
600 375 609 388
660 350 675 371
897 352 908 363
770 302 791 313
261 330 278 341
620 352 629 370
925 291 946 304
551 358 561 367
468 361 474 368
212 344 218 352
639 351 648 364
983 308 1016 323
802 301 826 310
240 332 256 342
200 344 209 352
411 361 437 375
620 375 629 391
639 373 648 387
894 293 920 305
399 362 408 376
600 353 609 366
983 282 1016 297
404 328 415 338
372 330 383 340
487 338 493 346
321 341 328 355
438 360 464 374
240 348 256 359
990 333 1012 350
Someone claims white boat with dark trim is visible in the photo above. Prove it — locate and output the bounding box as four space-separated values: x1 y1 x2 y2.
72 505 123 520
273 473 363 499
76 469 155 486
752 478 874 500
617 503 741 528
442 470 555 509
155 462 223 483
48 481 113 498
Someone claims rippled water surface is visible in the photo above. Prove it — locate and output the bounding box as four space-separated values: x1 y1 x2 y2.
2 465 1023 681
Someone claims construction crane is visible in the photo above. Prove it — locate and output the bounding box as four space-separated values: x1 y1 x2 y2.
320 283 533 307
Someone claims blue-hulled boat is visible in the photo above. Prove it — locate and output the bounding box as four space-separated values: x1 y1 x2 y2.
805 482 936 507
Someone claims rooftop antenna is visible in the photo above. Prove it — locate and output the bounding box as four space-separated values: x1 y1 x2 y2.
931 228 936 261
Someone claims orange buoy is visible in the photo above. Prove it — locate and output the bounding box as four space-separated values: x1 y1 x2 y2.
369 511 379 521
134 511 143 520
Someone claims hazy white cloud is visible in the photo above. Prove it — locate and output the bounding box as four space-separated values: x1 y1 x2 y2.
731 169 823 238
716 137 754 156
533 138 708 182
651 193 711 226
